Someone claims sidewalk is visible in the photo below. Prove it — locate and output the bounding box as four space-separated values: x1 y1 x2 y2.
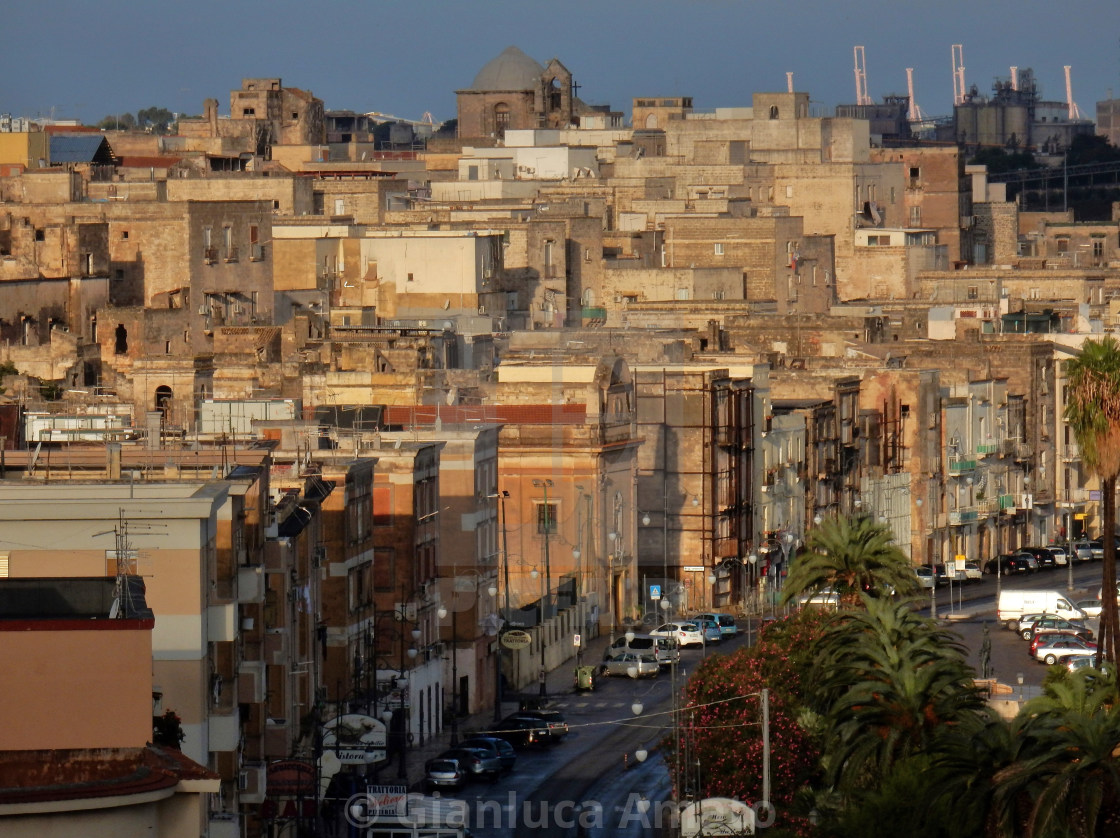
392 628 619 790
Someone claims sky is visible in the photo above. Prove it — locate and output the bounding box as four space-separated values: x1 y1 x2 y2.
4 0 1119 126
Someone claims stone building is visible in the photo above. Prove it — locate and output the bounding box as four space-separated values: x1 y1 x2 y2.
456 46 595 140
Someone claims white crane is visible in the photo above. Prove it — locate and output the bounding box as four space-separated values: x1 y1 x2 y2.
952 44 967 105
1064 66 1082 120
853 46 873 106
906 68 924 121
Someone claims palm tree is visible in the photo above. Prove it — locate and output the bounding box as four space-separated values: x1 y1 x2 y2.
809 597 987 790
781 515 919 608
1064 336 1120 665
990 665 1120 836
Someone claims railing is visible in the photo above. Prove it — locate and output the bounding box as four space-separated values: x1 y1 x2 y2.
203 247 218 265
224 245 239 263
976 443 999 455
949 458 977 473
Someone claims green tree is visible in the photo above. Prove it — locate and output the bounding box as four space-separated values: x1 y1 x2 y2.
781 515 919 608
968 146 1039 174
137 106 176 134
1066 134 1120 167
809 597 987 795
991 665 1120 837
672 610 829 834
97 112 135 130
1064 336 1120 664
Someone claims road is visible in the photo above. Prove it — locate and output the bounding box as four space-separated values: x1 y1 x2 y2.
435 641 740 837
424 566 1109 836
924 560 1107 697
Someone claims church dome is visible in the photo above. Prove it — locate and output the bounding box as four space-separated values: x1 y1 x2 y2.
469 46 544 92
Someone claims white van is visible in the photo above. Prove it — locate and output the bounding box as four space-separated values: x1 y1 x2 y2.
996 589 1086 630
605 633 680 666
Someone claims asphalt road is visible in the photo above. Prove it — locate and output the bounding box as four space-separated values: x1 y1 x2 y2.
426 567 1110 836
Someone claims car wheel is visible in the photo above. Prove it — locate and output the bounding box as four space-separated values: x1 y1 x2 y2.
1021 629 1033 641
1044 654 1058 665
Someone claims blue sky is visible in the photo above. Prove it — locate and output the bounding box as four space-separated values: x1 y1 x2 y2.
5 0 1119 125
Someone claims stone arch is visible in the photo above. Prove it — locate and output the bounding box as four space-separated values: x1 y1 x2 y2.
155 385 173 423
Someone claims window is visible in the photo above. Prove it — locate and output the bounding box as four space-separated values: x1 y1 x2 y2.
242 108 255 117
544 240 554 267
1056 238 1069 254
908 206 922 226
536 502 558 534
890 187 896 203
785 185 793 198
908 167 920 188
967 285 979 300
769 105 779 119
34 229 44 242
121 230 129 240
714 242 724 255
407 272 414 282
1093 241 1104 259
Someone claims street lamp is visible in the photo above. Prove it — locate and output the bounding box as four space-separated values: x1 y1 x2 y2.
532 478 554 699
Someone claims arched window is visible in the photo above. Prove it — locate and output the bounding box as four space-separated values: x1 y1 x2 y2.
644 113 658 130
155 385 173 425
769 105 779 119
494 103 510 137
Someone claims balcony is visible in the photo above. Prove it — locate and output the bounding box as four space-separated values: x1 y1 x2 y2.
581 306 606 326
224 246 239 263
998 493 1016 511
976 443 999 455
949 458 977 473
203 247 218 265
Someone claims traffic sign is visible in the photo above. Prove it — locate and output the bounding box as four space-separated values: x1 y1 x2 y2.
650 584 662 600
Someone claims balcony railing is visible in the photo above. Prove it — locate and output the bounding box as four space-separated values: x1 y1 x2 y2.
949 458 977 473
976 443 999 455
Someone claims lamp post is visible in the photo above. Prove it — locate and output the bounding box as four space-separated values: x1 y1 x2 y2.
533 478 554 699
376 606 420 781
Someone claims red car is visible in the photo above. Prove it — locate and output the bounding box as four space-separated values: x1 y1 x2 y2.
1029 632 1096 658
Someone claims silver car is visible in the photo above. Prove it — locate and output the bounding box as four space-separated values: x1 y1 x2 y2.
1033 636 1097 666
600 651 659 679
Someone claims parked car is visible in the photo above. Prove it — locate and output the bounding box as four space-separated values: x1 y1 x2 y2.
984 554 1033 575
440 747 501 781
962 561 984 581
488 716 547 749
1068 655 1097 672
934 563 965 583
605 632 679 664
600 651 659 679
1021 615 1094 642
1029 631 1095 658
798 587 843 605
1033 636 1098 666
424 757 465 790
1089 540 1105 560
1045 545 1069 566
510 709 568 743
1018 612 1054 635
458 736 516 772
649 622 706 648
1071 541 1096 562
693 619 723 644
692 612 739 638
1020 547 1057 570
1077 598 1104 618
915 567 938 589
